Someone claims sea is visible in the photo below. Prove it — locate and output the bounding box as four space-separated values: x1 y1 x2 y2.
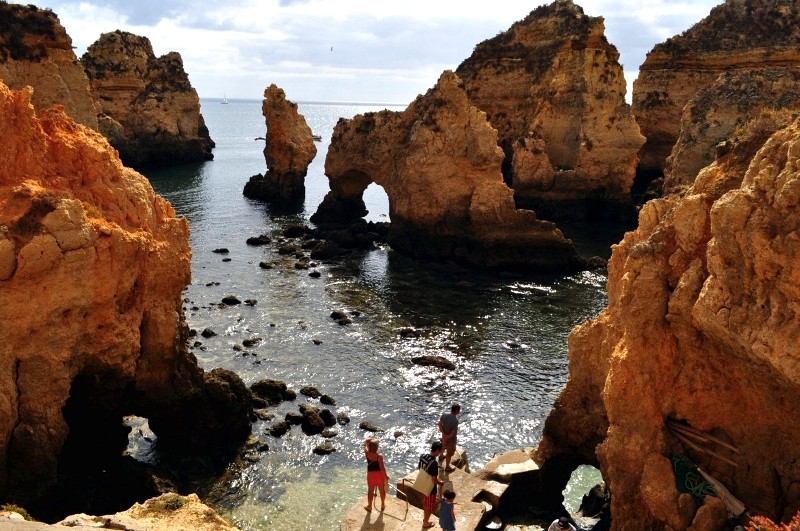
143 97 615 530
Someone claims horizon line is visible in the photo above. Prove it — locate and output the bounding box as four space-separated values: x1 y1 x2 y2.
201 96 408 107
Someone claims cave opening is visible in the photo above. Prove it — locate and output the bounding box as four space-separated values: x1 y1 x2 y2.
37 371 160 523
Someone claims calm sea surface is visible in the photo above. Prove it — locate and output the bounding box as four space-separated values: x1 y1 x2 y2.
144 98 610 530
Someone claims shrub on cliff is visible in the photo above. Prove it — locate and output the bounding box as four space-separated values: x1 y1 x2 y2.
748 513 800 530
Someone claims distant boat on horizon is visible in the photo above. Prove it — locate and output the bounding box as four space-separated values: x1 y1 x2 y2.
221 93 229 104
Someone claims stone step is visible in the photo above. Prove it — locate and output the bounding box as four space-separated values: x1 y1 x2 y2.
340 494 485 531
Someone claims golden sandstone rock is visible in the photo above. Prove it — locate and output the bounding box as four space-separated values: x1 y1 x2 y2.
243 84 317 203
80 31 214 168
0 3 99 130
456 0 644 210
537 115 800 527
633 0 800 178
314 71 584 271
0 81 250 517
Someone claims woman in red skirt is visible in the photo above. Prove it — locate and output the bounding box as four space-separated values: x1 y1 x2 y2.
364 438 389 511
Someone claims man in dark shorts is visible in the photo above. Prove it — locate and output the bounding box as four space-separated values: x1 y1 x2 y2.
438 403 461 472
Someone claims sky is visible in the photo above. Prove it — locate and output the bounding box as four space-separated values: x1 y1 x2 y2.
15 0 722 104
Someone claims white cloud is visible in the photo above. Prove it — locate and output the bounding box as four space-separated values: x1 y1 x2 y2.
15 0 721 103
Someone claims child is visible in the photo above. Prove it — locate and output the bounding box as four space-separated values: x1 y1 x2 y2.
438 490 456 531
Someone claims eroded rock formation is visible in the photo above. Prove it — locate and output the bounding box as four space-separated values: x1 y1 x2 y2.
633 0 800 178
313 71 584 271
664 69 800 193
456 0 644 218
536 113 800 527
243 84 317 204
0 81 249 520
80 30 214 169
0 3 98 129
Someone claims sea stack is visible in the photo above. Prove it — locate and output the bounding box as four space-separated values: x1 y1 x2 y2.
80 30 215 169
243 83 317 205
456 0 644 220
535 112 800 527
0 81 250 520
0 2 99 129
313 71 585 272
632 0 800 181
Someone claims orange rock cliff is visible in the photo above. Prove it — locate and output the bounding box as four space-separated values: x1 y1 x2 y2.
456 0 644 219
0 3 99 129
80 30 215 169
243 83 318 204
536 111 800 528
312 71 585 271
633 0 800 179
0 81 250 520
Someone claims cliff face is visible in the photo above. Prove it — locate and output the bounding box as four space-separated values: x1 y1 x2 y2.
633 0 800 177
536 113 800 528
243 84 317 204
80 30 214 169
0 81 250 518
664 69 800 193
456 0 643 212
313 71 584 271
0 3 98 129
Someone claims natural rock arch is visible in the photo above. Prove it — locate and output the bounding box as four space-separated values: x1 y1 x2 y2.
312 71 585 272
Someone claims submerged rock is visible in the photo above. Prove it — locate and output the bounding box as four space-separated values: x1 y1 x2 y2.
411 355 456 371
313 444 336 456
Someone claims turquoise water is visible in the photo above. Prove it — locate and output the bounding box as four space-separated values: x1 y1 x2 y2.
145 98 610 530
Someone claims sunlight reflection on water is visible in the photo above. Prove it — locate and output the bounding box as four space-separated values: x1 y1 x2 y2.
143 99 614 530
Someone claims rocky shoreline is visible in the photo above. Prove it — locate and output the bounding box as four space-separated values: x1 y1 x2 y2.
3 0 800 529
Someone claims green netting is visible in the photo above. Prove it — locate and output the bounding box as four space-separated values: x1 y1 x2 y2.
670 454 717 505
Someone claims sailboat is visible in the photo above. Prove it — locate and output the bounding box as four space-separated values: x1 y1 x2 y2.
221 93 229 104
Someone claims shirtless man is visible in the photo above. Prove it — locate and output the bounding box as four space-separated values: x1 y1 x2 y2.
438 403 461 472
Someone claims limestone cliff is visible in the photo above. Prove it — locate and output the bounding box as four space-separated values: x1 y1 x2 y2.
456 0 643 215
313 71 584 271
536 112 800 528
664 69 800 193
0 81 250 520
80 30 214 169
0 2 98 129
633 0 800 178
243 84 317 204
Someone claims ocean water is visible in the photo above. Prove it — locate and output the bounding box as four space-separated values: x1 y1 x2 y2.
144 98 609 530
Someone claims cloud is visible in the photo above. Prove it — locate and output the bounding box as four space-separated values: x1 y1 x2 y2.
13 0 722 103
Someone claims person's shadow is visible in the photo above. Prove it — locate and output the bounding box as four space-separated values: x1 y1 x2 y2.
359 508 386 530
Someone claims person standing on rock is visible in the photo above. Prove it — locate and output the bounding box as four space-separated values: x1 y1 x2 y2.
438 489 457 531
438 403 461 473
419 440 444 529
363 438 389 512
